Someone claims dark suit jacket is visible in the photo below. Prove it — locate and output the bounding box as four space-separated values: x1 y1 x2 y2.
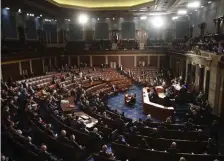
58 135 70 142
39 151 55 161
26 142 39 153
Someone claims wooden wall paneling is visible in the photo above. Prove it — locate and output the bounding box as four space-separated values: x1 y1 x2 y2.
21 61 31 74
160 56 167 68
2 63 21 81
70 56 78 66
121 56 134 68
57 56 63 68
150 56 158 67
32 59 43 76
92 56 105 66
137 56 148 66
80 56 90 65
44 58 50 71
51 57 55 69
108 56 119 64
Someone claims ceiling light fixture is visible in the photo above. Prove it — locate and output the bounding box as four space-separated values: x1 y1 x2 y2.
78 14 88 25
177 10 187 15
172 16 179 20
208 1 211 4
187 1 200 8
140 16 147 20
151 16 164 28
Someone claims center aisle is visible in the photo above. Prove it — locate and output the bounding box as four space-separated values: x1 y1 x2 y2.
108 84 149 121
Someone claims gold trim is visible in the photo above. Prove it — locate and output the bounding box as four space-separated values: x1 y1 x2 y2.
47 0 154 10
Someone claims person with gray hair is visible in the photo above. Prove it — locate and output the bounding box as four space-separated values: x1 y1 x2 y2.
168 141 179 153
90 127 103 139
26 136 39 152
58 130 69 142
179 157 186 161
70 134 83 150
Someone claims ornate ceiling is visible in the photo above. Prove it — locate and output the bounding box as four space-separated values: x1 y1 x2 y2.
48 0 154 10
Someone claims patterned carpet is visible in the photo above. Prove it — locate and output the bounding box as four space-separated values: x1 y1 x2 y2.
108 84 156 122
108 84 189 123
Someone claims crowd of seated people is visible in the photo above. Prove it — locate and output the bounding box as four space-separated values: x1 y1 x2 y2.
117 40 139 50
1 61 223 161
171 34 224 54
144 39 169 49
188 34 224 54
124 66 157 86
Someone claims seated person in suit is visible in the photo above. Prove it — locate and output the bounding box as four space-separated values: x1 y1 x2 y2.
205 138 218 154
129 126 139 135
99 145 115 160
45 124 57 137
70 135 83 150
39 144 58 161
90 128 103 140
26 136 39 153
149 128 159 138
179 157 186 161
168 142 179 153
58 130 69 142
165 116 172 124
144 114 153 125
129 94 136 105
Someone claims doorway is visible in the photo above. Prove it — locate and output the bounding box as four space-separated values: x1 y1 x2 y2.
112 30 119 43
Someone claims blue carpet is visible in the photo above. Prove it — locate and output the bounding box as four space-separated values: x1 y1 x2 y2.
108 85 156 122
108 84 189 123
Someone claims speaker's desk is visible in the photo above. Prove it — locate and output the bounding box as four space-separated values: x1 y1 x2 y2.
142 87 174 121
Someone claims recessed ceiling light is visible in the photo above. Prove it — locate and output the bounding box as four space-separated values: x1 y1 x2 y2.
140 16 147 20
208 1 211 4
187 1 200 8
177 10 187 15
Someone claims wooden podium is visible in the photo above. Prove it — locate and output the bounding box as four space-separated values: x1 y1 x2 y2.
142 87 174 121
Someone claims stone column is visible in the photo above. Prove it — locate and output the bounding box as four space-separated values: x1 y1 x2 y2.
208 64 220 112
19 62 22 75
119 56 121 66
105 56 108 64
90 56 93 67
134 55 137 67
148 56 150 66
29 61 33 73
42 59 45 73
195 65 200 90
